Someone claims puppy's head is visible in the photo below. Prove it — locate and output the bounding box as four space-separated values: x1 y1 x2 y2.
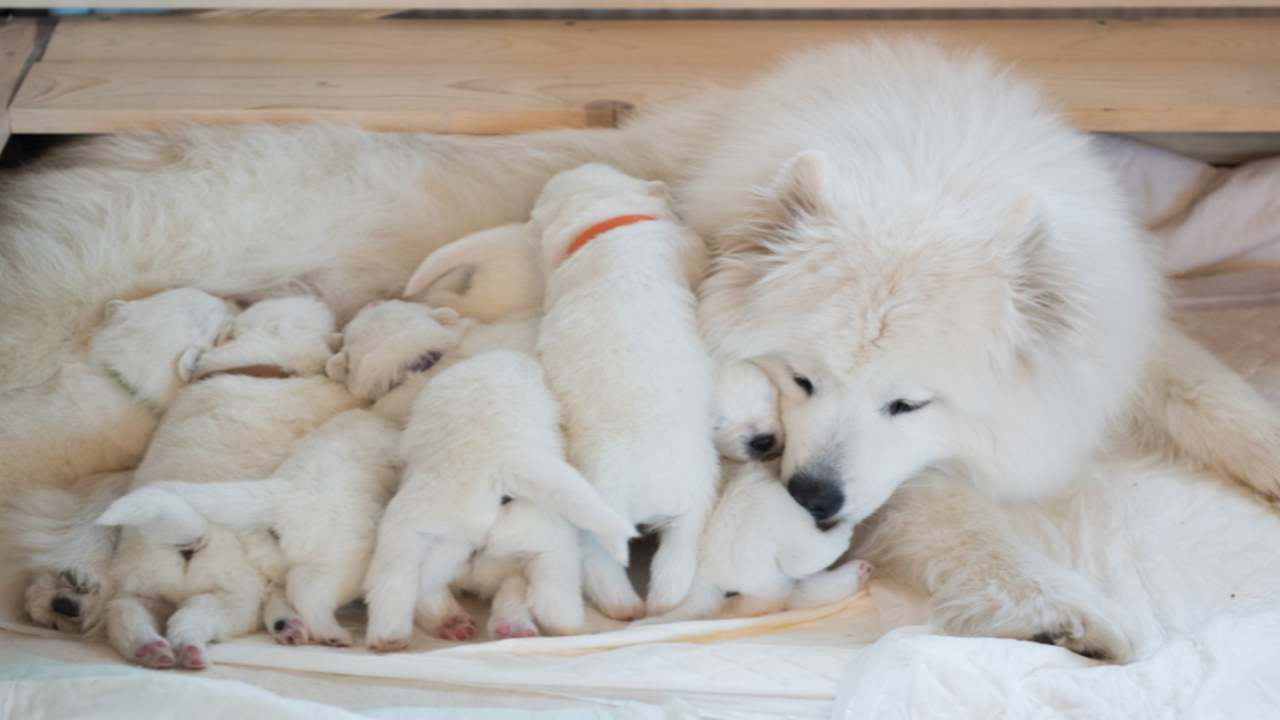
192 295 337 380
713 359 784 462
329 300 470 401
89 288 233 406
529 163 674 270
24 568 107 635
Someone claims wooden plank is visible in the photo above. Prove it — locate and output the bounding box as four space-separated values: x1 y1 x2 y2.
0 20 41 153
12 17 1280 135
8 1 1280 8
41 16 1280 65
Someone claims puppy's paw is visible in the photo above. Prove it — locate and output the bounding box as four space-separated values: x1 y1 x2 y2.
175 643 207 670
852 559 873 584
269 616 308 646
315 628 354 648
436 614 477 642
133 639 176 669
490 619 539 640
366 635 411 653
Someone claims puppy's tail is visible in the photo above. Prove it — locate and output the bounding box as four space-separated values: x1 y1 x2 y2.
514 457 638 567
403 224 526 299
97 479 287 543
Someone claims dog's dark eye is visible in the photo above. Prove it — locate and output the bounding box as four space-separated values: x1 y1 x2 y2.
884 398 931 416
793 374 814 396
500 495 513 505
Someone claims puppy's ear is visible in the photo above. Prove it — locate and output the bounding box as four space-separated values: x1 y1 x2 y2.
177 347 203 383
326 333 345 353
429 307 461 325
103 299 127 322
325 350 349 382
766 150 836 221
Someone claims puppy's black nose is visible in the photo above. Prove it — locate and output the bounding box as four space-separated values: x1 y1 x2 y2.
746 433 777 458
51 595 80 618
787 473 844 521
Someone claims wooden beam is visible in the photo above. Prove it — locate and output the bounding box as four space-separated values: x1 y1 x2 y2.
0 20 41 153
6 1 1280 8
12 16 1280 135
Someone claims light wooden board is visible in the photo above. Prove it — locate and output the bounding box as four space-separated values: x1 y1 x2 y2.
7 1 1280 8
0 20 40 152
12 16 1280 135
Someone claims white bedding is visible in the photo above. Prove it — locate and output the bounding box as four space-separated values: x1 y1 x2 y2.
3 135 1280 719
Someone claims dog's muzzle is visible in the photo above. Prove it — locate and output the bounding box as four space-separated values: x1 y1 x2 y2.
786 470 845 522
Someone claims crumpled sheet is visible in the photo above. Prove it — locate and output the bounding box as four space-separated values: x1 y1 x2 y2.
3 136 1280 720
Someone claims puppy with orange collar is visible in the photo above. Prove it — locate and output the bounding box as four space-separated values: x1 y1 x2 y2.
533 164 718 620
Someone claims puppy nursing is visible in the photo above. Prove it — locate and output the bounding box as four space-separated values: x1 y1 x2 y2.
534 163 719 619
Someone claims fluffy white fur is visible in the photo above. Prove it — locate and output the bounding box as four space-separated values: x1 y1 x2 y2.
534 163 719 619
364 350 635 651
0 288 230 493
712 359 784 463
402 222 544 322
94 296 361 669
654 461 871 622
98 409 400 647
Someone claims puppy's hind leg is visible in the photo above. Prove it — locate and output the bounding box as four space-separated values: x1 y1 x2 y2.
364 512 425 652
106 595 175 669
412 538 476 642
645 512 704 617
286 565 352 647
525 544 587 636
165 588 262 670
487 574 538 639
785 560 873 611
263 583 307 646
581 535 645 621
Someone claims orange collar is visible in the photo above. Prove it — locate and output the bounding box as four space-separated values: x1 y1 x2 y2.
564 214 658 260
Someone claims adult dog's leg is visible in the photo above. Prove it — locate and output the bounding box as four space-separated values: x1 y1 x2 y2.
1132 324 1280 502
106 595 174 668
857 470 1134 663
165 588 262 670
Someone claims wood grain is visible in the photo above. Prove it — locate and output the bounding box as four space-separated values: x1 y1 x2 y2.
8 1 1280 8
12 16 1280 135
0 20 40 152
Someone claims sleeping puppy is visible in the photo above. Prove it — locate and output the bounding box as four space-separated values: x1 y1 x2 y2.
363 350 635 651
402 223 543 322
329 298 539 424
97 409 399 648
0 288 231 493
94 296 361 669
713 359 784 463
650 461 871 623
534 163 719 619
2 471 133 636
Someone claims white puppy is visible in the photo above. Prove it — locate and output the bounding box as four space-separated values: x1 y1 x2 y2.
0 288 230 493
2 471 133 635
98 409 400 647
654 462 871 622
364 350 636 651
402 223 544 322
95 296 361 669
534 163 718 619
713 359 784 463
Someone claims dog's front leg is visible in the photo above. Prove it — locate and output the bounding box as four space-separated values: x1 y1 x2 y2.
165 588 262 670
645 511 706 617
106 594 174 669
856 470 1134 663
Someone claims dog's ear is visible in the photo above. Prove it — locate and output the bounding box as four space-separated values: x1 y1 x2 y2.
176 347 203 383
766 150 836 222
1001 198 1078 342
326 333 344 353
102 299 128 322
325 350 349 382
429 307 461 325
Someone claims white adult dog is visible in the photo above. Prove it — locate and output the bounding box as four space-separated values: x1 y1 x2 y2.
692 41 1280 660
534 163 719 619
95 296 360 669
364 350 636 650
0 288 230 493
653 461 871 622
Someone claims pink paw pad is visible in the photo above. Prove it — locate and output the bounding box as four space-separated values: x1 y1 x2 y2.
176 643 206 670
134 640 175 668
855 561 874 581
270 617 308 646
437 615 476 641
492 621 540 639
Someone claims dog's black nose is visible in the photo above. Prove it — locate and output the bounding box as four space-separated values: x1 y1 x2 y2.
51 595 80 619
787 473 844 521
746 433 777 458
